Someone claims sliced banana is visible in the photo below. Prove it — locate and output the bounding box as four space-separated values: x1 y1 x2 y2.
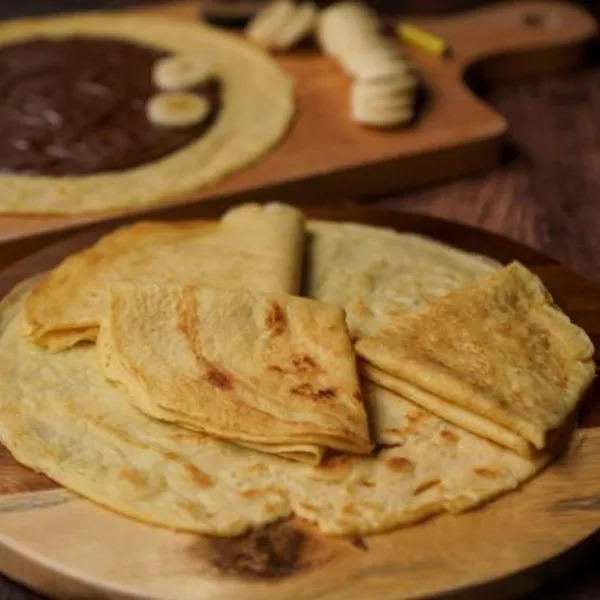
246 0 296 47
153 54 214 91
351 76 415 128
351 84 414 112
352 106 414 128
319 2 379 33
351 97 414 127
273 2 318 50
316 1 421 129
147 92 210 128
354 73 418 97
343 52 411 80
317 1 380 57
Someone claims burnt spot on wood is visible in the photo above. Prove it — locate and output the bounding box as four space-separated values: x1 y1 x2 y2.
204 521 309 579
350 536 369 551
265 301 286 335
206 368 232 390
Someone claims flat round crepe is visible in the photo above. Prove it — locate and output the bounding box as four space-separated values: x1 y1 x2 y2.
0 13 294 214
0 281 556 537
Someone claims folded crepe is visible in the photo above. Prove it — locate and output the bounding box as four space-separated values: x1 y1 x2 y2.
26 202 304 351
357 262 595 455
98 283 372 464
305 220 500 339
0 281 556 536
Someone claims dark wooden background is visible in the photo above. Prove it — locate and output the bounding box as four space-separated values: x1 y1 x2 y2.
0 1 599 598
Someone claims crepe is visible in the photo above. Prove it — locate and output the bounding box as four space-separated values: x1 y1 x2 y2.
362 364 532 456
0 13 293 214
357 262 595 453
98 282 371 463
0 282 553 536
305 220 500 339
25 202 304 351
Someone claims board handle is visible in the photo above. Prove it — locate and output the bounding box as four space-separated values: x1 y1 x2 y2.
408 1 597 82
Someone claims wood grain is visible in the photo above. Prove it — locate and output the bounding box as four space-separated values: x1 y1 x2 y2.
0 209 597 600
0 0 595 242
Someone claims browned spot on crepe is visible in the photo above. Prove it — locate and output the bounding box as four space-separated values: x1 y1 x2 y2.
316 455 354 474
299 502 320 512
440 430 459 443
414 479 441 495
186 465 213 488
290 383 338 401
265 301 286 335
292 354 320 373
205 368 232 391
119 468 147 488
473 467 500 479
385 457 415 473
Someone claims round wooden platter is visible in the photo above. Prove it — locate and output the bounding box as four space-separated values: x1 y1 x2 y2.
0 207 598 600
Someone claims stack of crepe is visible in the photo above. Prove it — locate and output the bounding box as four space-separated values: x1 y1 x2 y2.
0 203 594 536
355 262 595 458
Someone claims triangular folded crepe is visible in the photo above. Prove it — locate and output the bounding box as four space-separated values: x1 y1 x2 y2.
357 262 595 454
98 283 372 464
362 364 533 456
26 202 304 351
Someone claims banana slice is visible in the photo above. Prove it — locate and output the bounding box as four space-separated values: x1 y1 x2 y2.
319 2 379 33
147 92 210 128
352 106 414 128
153 54 214 91
246 0 296 47
342 50 411 80
354 73 418 97
273 2 318 50
351 85 414 112
351 78 414 128
317 1 380 57
351 98 414 128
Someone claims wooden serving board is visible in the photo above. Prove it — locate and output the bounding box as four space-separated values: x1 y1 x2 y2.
0 207 598 600
0 0 596 242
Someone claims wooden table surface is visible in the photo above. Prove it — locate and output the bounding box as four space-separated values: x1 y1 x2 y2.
0 1 599 599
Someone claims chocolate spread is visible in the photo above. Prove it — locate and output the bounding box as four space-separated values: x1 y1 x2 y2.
0 37 222 175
